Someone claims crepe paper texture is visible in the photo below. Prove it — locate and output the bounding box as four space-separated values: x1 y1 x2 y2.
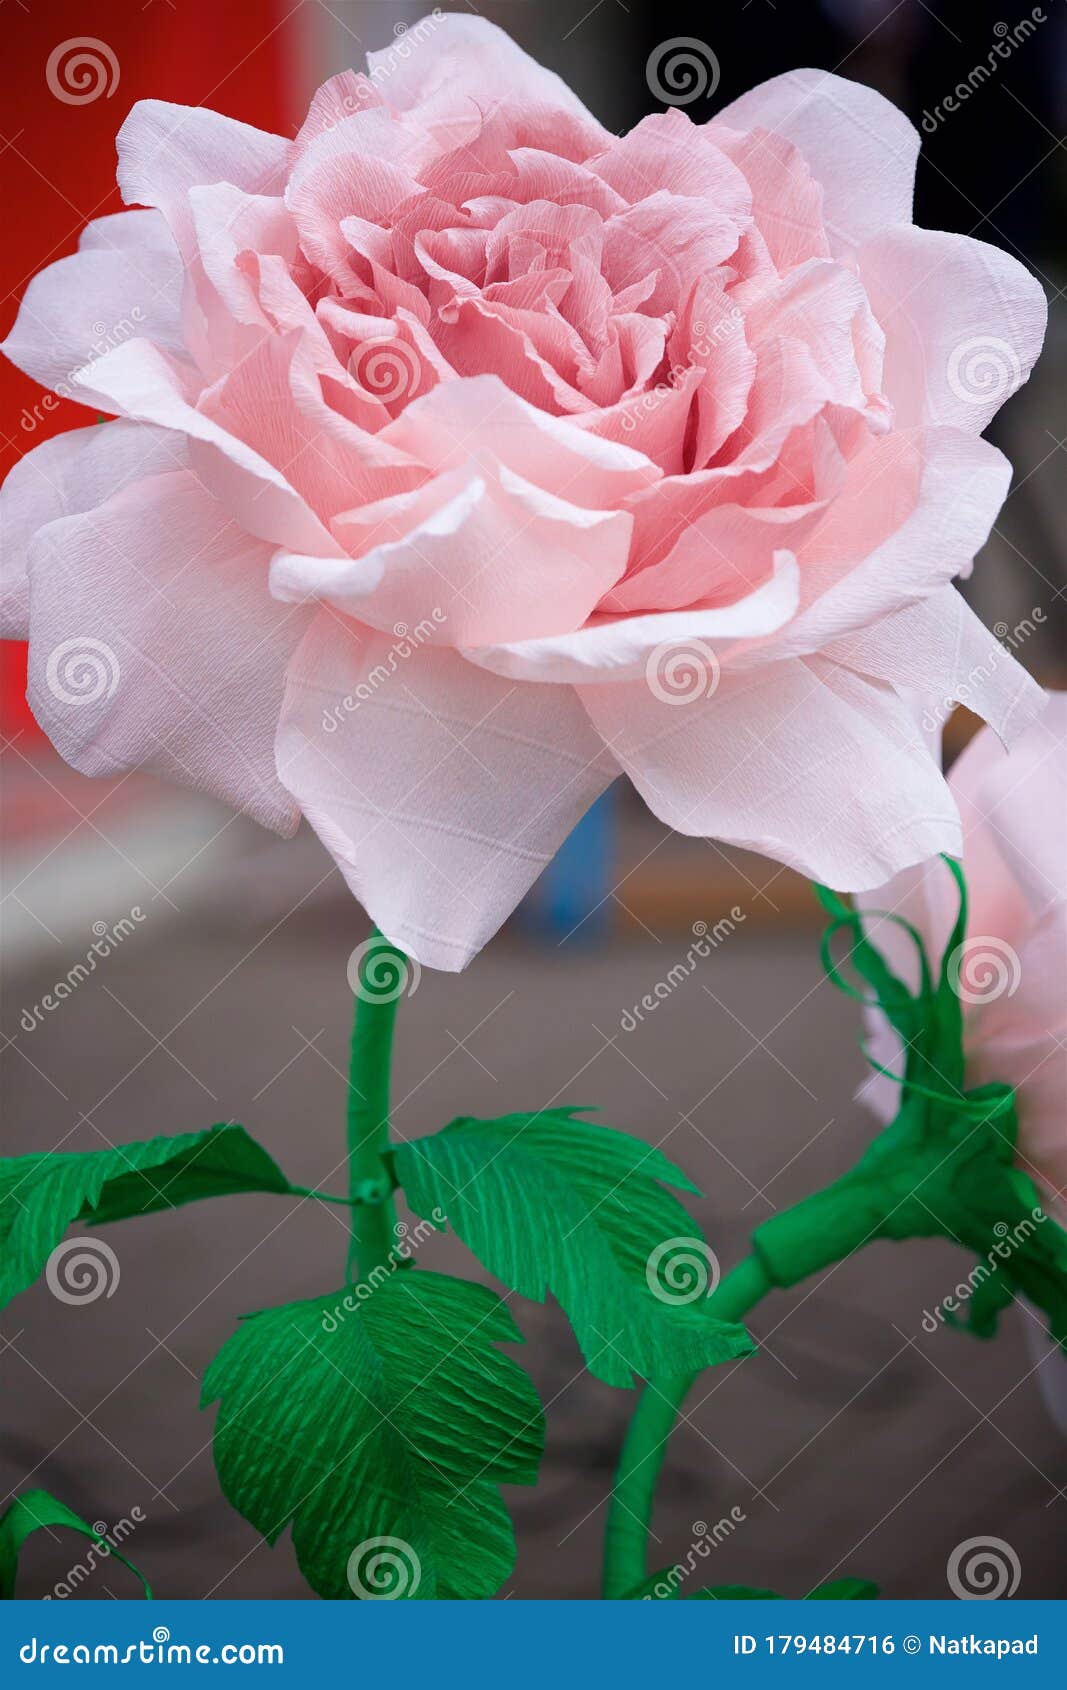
601 860 1067 1599
1 17 1048 973
0 1126 279 1311
392 1109 753 1387
0 929 756 1598
3 858 1065 1603
0 17 1059 1600
0 1124 375 1314
0 1491 152 1600
860 697 1067 1233
752 865 1067 1339
203 1271 543 1601
3 882 1065 1599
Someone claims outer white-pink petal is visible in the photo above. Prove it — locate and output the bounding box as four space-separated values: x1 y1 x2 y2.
25 470 312 831
952 693 1067 915
858 226 1047 435
367 13 611 150
822 587 1046 747
116 99 288 258
579 654 961 890
1 420 181 638
73 337 337 555
0 209 184 408
714 69 919 254
275 611 618 970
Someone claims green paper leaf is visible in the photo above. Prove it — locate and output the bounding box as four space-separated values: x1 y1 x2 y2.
203 1268 543 1599
393 1110 753 1388
0 1125 290 1310
0 1490 151 1599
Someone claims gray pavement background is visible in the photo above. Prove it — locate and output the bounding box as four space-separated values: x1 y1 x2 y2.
2 814 1064 1600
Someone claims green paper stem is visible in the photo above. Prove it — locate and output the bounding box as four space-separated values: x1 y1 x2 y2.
345 930 404 1281
286 1184 393 1207
602 1253 771 1598
602 856 1067 1602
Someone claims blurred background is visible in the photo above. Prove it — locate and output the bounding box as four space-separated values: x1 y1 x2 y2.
1 0 1065 1600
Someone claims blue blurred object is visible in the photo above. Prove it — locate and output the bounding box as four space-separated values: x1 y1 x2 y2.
521 781 618 944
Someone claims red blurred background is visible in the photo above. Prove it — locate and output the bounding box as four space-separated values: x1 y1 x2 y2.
0 0 301 734
1 0 1064 1601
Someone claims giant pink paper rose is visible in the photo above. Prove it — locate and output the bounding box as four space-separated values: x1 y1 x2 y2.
861 696 1066 1226
0 16 1048 968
